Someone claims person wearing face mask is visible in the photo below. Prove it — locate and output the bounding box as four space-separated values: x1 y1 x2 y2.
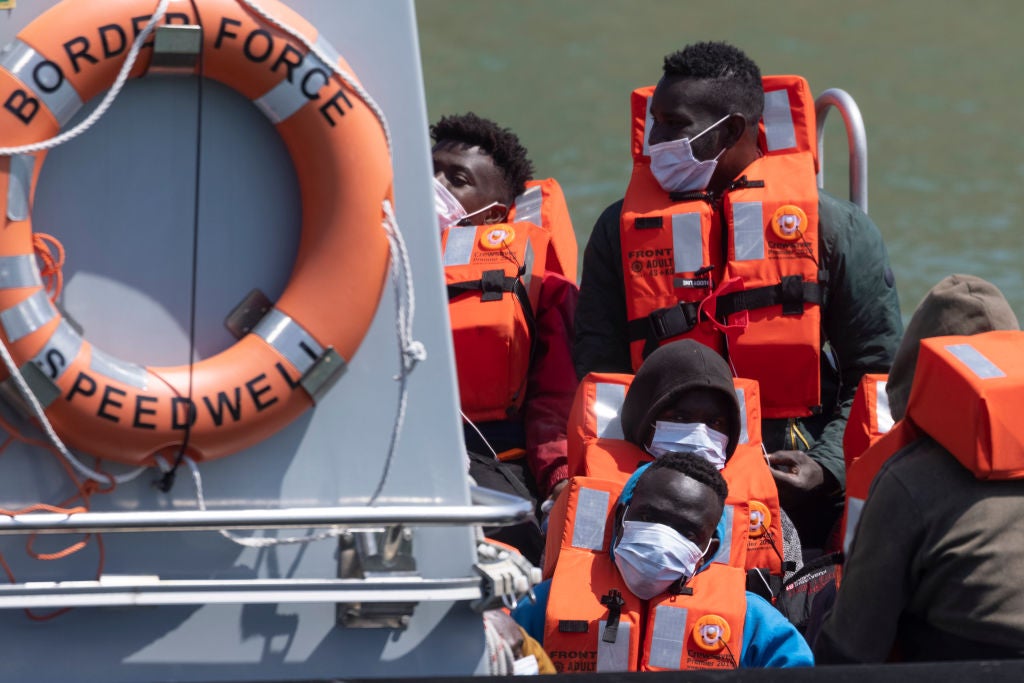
574 42 903 553
511 452 813 671
431 113 579 564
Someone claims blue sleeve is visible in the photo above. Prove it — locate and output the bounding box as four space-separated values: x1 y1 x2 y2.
741 592 815 667
511 579 551 644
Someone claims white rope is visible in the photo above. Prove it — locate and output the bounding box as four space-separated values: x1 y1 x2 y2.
178 456 346 548
482 614 516 676
368 201 426 504
0 0 170 157
0 335 146 485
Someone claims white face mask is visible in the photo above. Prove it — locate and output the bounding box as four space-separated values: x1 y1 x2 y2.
434 177 467 231
647 114 730 194
434 177 503 232
614 518 711 600
647 421 730 470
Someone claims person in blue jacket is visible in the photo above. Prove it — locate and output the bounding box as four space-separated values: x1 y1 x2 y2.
513 453 813 668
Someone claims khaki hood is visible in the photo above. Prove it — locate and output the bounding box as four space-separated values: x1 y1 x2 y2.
888 274 1019 421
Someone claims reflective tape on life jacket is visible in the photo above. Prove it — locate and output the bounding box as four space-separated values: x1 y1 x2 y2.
0 0 391 465
444 221 548 422
907 331 1024 479
621 152 822 417
560 372 783 579
843 373 893 468
544 476 745 672
507 177 578 283
630 75 818 167
758 75 819 168
566 371 633 477
730 378 783 578
842 419 919 555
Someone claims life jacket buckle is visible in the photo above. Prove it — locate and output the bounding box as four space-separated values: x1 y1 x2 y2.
649 302 700 341
480 269 508 302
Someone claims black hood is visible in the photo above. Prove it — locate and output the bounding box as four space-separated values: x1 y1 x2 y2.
620 339 741 457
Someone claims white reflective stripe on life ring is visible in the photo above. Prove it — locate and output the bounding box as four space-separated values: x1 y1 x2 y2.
0 39 84 126
252 35 341 125
0 254 43 289
30 318 83 382
6 154 35 222
1 289 56 343
251 307 325 375
89 345 148 391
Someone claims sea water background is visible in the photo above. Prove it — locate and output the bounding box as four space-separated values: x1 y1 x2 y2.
417 0 1024 320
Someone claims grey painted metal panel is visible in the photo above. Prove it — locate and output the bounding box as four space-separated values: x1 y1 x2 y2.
0 2 484 680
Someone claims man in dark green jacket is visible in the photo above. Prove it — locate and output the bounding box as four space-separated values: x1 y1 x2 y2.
574 41 902 549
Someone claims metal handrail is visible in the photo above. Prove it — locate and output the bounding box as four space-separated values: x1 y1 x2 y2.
0 576 483 609
0 485 531 535
815 88 869 213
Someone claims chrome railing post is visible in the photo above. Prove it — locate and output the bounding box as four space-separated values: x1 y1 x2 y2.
815 88 869 213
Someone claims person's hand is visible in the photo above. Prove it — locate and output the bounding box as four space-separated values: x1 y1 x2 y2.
767 450 824 506
546 479 568 504
539 479 568 534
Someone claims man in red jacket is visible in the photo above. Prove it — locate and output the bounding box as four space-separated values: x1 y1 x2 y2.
433 113 579 562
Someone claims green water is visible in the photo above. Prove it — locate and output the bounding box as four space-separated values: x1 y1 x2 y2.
417 0 1024 319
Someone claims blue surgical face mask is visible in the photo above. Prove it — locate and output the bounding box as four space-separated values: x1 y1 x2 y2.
613 515 712 600
647 421 730 470
647 114 730 193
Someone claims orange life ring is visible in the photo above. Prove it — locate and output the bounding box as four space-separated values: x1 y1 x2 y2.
0 0 391 466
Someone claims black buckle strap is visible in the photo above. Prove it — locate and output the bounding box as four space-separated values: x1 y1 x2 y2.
446 269 517 302
627 301 701 343
715 277 823 319
600 589 626 644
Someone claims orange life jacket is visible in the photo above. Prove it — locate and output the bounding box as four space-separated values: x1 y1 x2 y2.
841 419 918 555
556 372 783 580
444 179 576 423
907 331 1024 479
507 177 578 283
444 221 549 422
621 76 823 418
842 373 894 469
842 331 1024 553
544 476 746 673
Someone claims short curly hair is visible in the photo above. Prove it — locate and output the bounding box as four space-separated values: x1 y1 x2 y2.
662 42 764 125
430 112 534 202
640 451 729 507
